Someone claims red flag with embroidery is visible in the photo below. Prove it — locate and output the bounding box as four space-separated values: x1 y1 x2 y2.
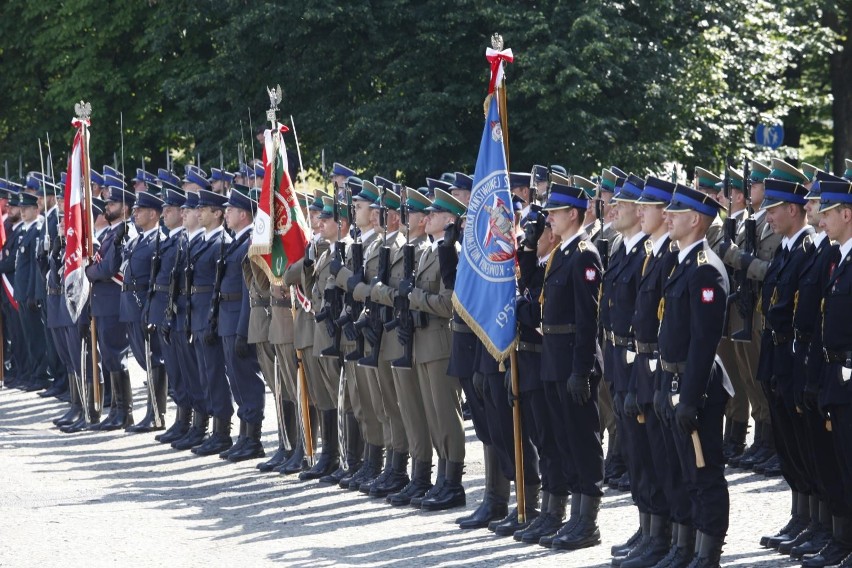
63 119 91 322
0 202 14 310
248 126 310 285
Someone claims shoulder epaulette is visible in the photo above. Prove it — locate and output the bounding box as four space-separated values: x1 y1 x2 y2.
578 240 588 252
697 250 708 265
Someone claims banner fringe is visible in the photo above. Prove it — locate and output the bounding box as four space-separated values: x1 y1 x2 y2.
452 292 518 365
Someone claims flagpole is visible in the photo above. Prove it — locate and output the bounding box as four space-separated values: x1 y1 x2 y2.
490 32 525 526
80 111 102 413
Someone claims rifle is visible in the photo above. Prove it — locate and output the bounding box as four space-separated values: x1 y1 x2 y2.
386 187 426 369
356 185 391 367
163 233 184 333
338 187 365 361
144 229 162 328
730 157 755 342
184 239 195 343
207 229 228 337
318 188 345 358
722 156 736 243
595 195 610 271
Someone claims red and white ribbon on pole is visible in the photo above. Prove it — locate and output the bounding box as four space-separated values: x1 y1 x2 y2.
64 119 91 322
485 47 514 94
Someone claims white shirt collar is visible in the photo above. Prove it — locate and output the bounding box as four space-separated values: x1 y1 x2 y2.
168 226 185 239
46 205 58 217
622 231 647 253
12 220 24 231
205 225 225 241
652 232 671 256
678 238 706 263
233 225 252 241
141 226 160 240
840 237 852 261
188 227 205 241
753 208 767 221
782 225 810 251
538 251 552 266
731 209 746 220
813 231 828 248
560 228 585 251
431 239 442 252
360 228 375 242
22 220 36 231
602 222 612 232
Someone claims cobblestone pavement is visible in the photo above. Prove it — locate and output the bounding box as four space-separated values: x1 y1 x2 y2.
0 369 795 567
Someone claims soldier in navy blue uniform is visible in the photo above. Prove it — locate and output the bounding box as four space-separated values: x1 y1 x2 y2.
217 187 266 462
122 192 168 433
36 177 67 398
535 182 604 551
798 180 852 568
85 180 136 431
512 210 580 545
748 178 818 556
658 184 732 566
150 185 191 444
13 191 52 392
0 185 26 388
168 191 211 451
614 177 681 568
781 173 847 562
188 189 235 456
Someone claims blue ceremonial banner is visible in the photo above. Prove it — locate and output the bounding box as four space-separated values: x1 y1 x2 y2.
452 95 518 361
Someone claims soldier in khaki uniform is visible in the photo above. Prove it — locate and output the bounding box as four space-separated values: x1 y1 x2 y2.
327 177 383 489
283 190 336 480
719 160 791 474
370 189 435 505
406 188 467 512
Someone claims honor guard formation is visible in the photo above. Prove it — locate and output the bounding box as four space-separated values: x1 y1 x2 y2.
3 123 852 568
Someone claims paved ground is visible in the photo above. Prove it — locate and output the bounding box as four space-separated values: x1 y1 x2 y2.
0 368 798 567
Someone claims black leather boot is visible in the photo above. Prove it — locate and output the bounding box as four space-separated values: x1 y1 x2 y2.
192 417 233 456
651 522 681 567
740 420 774 469
228 421 265 462
126 366 167 433
612 512 646 557
493 483 541 536
621 514 672 567
360 448 393 494
278 406 317 475
411 458 445 509
780 494 821 554
761 491 807 548
723 420 747 463
220 420 248 459
389 459 433 506
513 491 551 541
299 409 340 481
613 512 650 565
100 370 133 430
421 459 465 511
345 444 382 490
729 420 762 468
792 501 833 560
61 383 100 433
172 411 209 450
259 398 295 471
687 531 723 567
538 494 577 547
661 524 695 568
551 494 602 550
321 412 362 485
158 406 192 444
457 445 509 528
371 451 410 498
88 373 118 431
54 374 82 427
802 516 852 568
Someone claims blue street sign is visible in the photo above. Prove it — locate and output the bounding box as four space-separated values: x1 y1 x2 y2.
755 124 784 150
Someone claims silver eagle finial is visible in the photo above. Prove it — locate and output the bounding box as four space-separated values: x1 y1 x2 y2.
74 100 92 121
491 33 504 51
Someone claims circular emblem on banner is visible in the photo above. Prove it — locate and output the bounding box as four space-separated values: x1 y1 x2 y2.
462 172 515 283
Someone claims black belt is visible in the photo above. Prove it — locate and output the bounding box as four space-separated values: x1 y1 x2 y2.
605 331 633 347
47 286 62 296
634 341 658 354
191 285 214 293
541 323 576 335
765 327 792 345
251 297 270 308
153 284 170 293
451 321 473 333
661 360 687 374
518 341 542 353
824 349 852 364
219 292 241 302
794 329 812 344
122 284 146 292
270 298 291 308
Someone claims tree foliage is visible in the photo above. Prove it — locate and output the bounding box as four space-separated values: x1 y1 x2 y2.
0 0 847 184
